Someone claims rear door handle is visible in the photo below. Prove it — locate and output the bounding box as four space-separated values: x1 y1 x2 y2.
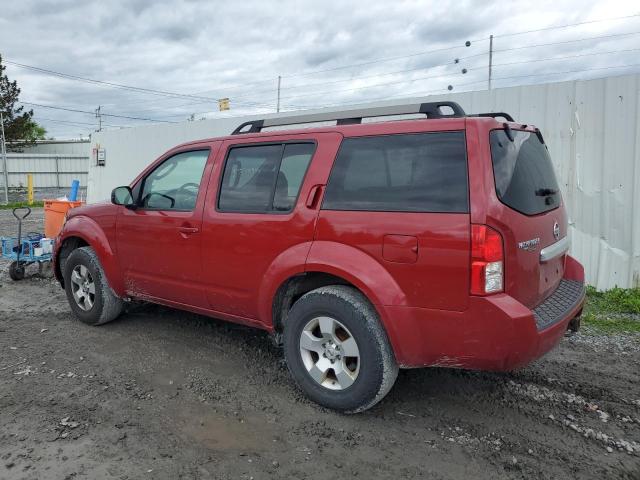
178 226 199 234
306 184 324 208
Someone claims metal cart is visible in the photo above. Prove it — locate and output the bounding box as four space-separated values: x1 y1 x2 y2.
1 207 53 281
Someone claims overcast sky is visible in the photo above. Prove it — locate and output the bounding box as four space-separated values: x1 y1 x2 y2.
1 0 639 138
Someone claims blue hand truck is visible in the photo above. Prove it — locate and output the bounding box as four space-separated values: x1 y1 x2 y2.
1 207 53 281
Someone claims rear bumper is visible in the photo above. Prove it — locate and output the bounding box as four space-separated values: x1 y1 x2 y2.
382 255 585 370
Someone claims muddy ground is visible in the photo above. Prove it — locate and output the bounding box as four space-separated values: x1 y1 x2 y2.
0 208 639 480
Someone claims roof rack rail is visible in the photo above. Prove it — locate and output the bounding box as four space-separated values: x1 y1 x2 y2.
468 112 515 122
231 101 466 135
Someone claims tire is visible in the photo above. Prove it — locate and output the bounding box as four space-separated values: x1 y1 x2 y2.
284 285 398 413
9 261 25 281
63 246 123 325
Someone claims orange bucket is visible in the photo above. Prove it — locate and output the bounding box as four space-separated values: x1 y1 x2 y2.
44 200 84 238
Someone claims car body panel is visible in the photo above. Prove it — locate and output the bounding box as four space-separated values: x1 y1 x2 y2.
199 132 342 323
114 143 218 307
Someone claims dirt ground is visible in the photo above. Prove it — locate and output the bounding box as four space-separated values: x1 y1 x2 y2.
1 208 639 480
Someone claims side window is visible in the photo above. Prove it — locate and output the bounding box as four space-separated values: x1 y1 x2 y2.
218 143 315 212
274 144 315 211
140 150 209 211
322 132 468 213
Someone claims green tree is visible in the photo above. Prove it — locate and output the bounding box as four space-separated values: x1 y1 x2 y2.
0 54 46 149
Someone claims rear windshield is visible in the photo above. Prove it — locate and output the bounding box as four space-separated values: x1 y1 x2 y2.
322 131 468 213
490 130 560 216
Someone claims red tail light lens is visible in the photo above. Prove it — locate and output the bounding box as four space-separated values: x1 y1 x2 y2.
471 224 504 295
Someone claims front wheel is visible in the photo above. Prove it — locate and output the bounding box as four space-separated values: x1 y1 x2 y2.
284 285 398 413
63 247 123 325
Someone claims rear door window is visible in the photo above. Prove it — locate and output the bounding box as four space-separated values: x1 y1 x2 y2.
490 130 560 215
322 131 468 213
218 143 315 212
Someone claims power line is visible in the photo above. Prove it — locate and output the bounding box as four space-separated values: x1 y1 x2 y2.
494 30 640 54
4 60 224 103
228 44 640 103
273 62 640 113
489 47 640 68
281 43 478 80
279 14 640 79
5 58 283 112
34 116 123 128
271 48 640 104
19 101 177 123
490 62 640 82
493 13 640 38
205 31 640 105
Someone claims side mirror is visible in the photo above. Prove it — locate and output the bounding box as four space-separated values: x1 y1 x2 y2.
111 186 135 208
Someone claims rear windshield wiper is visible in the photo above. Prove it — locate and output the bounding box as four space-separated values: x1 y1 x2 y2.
535 187 558 196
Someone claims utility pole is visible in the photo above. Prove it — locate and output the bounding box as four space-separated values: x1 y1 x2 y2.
95 105 102 132
488 34 494 90
0 110 9 205
276 76 281 113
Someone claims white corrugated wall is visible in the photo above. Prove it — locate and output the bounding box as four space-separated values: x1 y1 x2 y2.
5 153 89 189
90 73 640 289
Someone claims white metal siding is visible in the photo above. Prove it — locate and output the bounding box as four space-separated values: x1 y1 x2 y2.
8 140 90 156
5 154 89 189
90 73 640 289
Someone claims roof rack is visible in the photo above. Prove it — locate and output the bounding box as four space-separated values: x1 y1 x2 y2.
231 101 467 135
468 112 515 122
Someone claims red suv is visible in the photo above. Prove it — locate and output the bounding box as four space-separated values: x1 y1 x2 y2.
53 102 585 412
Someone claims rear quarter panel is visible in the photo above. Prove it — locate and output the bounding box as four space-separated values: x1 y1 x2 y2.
467 119 568 309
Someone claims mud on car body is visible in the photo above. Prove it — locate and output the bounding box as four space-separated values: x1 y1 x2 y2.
53 102 585 412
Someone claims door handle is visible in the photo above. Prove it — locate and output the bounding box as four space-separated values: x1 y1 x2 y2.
306 184 324 209
178 226 199 234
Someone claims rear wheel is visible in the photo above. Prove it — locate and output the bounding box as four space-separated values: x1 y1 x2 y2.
284 285 398 413
9 261 25 281
63 247 123 325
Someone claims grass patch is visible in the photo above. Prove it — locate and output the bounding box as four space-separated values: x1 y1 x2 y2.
583 286 640 334
582 313 640 334
0 201 44 210
585 286 640 315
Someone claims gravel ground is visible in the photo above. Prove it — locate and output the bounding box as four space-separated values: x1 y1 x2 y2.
1 209 639 480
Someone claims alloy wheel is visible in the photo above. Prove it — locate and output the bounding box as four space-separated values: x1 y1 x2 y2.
299 316 360 390
70 264 95 311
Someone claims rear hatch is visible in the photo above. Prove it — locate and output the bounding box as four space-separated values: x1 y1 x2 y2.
489 127 567 309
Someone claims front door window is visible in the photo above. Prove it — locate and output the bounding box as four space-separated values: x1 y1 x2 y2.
140 150 209 210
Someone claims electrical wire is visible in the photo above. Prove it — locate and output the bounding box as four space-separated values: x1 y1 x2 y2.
19 101 177 123
493 30 640 54
493 13 640 38
34 116 126 128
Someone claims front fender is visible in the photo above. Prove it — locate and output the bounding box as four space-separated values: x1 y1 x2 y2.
55 216 125 297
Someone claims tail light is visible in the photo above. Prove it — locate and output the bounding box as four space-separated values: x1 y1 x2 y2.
471 224 504 295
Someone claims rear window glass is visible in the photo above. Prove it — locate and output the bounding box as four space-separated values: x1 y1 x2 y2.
490 130 560 216
322 132 468 213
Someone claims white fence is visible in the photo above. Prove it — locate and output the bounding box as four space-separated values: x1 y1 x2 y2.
2 153 89 189
90 73 640 289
